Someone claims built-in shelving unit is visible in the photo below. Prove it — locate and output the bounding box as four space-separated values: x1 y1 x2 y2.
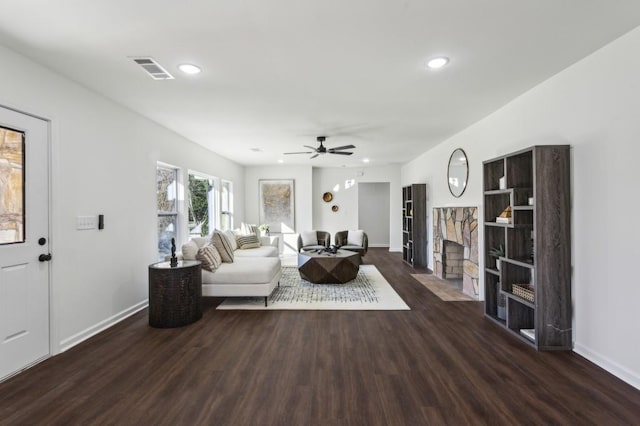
402 184 427 267
483 146 572 350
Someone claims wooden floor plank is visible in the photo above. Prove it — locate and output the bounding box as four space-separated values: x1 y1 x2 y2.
1 248 639 425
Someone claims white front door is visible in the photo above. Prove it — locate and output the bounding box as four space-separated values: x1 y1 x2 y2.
0 106 50 380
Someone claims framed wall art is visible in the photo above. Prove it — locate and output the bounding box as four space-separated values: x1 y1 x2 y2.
259 179 295 233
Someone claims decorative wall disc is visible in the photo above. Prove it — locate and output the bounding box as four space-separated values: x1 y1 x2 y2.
323 192 333 202
332 205 339 212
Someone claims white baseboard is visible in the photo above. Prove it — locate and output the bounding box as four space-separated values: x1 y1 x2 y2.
574 343 640 391
369 244 390 248
389 247 402 252
59 300 148 353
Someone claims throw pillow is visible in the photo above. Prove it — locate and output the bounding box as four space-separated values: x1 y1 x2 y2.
223 229 239 251
237 233 261 249
347 230 364 246
196 244 222 271
300 230 318 247
241 222 259 235
181 240 199 261
211 230 235 263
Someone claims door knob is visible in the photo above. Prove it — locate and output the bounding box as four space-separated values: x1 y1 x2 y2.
38 253 52 262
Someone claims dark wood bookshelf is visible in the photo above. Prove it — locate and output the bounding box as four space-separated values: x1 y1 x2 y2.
402 184 427 267
483 145 572 350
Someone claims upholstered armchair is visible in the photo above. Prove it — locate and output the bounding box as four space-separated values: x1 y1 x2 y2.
335 230 368 256
297 230 331 252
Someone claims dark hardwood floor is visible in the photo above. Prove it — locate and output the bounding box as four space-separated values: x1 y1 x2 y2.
1 248 639 425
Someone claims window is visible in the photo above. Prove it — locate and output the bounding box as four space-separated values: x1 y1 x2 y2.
157 164 179 260
220 179 233 231
188 172 218 237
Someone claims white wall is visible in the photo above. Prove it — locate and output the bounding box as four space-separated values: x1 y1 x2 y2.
243 165 313 253
0 45 244 353
358 183 390 246
402 27 640 389
313 165 401 250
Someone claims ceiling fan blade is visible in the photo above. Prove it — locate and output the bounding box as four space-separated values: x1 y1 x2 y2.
310 153 319 159
303 145 318 150
330 151 353 155
328 145 356 151
284 151 313 155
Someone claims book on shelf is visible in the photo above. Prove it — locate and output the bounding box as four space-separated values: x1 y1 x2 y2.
496 217 512 224
520 328 535 341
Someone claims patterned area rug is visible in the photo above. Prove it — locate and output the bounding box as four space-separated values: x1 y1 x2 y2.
216 265 410 310
410 274 476 301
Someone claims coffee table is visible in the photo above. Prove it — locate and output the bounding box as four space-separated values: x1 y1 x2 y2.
298 249 361 284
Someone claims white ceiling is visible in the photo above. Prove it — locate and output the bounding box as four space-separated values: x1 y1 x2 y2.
1 1 640 167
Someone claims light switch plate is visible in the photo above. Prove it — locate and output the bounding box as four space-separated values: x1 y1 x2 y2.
77 215 97 230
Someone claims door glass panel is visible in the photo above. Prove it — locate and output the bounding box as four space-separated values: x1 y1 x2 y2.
0 126 25 244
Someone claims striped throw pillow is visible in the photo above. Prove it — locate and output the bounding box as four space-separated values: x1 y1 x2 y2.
195 244 222 271
211 230 234 263
237 233 261 249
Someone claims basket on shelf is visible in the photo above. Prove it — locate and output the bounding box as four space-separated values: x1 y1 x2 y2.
512 284 535 303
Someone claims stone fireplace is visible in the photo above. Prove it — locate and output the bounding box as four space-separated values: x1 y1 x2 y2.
433 207 479 299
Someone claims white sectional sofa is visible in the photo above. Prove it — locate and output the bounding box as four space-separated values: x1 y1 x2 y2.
181 235 281 306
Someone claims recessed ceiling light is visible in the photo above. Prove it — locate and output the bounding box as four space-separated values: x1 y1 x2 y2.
362 158 370 163
178 63 201 75
278 159 284 164
426 57 449 70
250 147 263 152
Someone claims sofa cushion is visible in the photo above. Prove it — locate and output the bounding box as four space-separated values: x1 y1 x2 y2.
196 244 222 271
211 230 235 263
237 234 261 249
234 245 278 258
201 257 281 285
222 229 239 251
241 223 259 236
347 230 364 246
181 240 199 261
300 230 318 247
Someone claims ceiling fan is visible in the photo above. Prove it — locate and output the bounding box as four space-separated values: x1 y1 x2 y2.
284 136 356 159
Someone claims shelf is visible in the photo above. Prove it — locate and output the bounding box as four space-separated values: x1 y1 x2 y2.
512 205 534 211
484 189 511 195
485 268 500 276
501 257 534 269
485 222 532 229
504 291 535 308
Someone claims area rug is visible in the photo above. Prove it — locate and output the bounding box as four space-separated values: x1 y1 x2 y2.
217 265 410 310
410 274 476 301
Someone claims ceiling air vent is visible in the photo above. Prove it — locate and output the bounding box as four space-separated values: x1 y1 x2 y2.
132 57 175 80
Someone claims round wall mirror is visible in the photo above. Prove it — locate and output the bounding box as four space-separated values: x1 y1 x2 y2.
447 148 468 197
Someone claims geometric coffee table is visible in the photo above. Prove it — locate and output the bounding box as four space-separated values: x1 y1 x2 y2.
297 249 361 284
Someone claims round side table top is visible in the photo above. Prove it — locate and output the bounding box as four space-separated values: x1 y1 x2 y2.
149 260 201 269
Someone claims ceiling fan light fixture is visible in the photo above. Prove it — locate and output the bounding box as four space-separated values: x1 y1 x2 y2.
426 56 449 70
178 63 202 75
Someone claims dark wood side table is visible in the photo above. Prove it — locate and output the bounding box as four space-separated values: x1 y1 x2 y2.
148 260 202 328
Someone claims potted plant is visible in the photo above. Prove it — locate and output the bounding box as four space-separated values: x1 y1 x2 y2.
258 223 270 236
489 244 505 271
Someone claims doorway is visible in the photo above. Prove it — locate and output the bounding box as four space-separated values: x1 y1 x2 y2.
358 182 390 247
0 106 51 380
